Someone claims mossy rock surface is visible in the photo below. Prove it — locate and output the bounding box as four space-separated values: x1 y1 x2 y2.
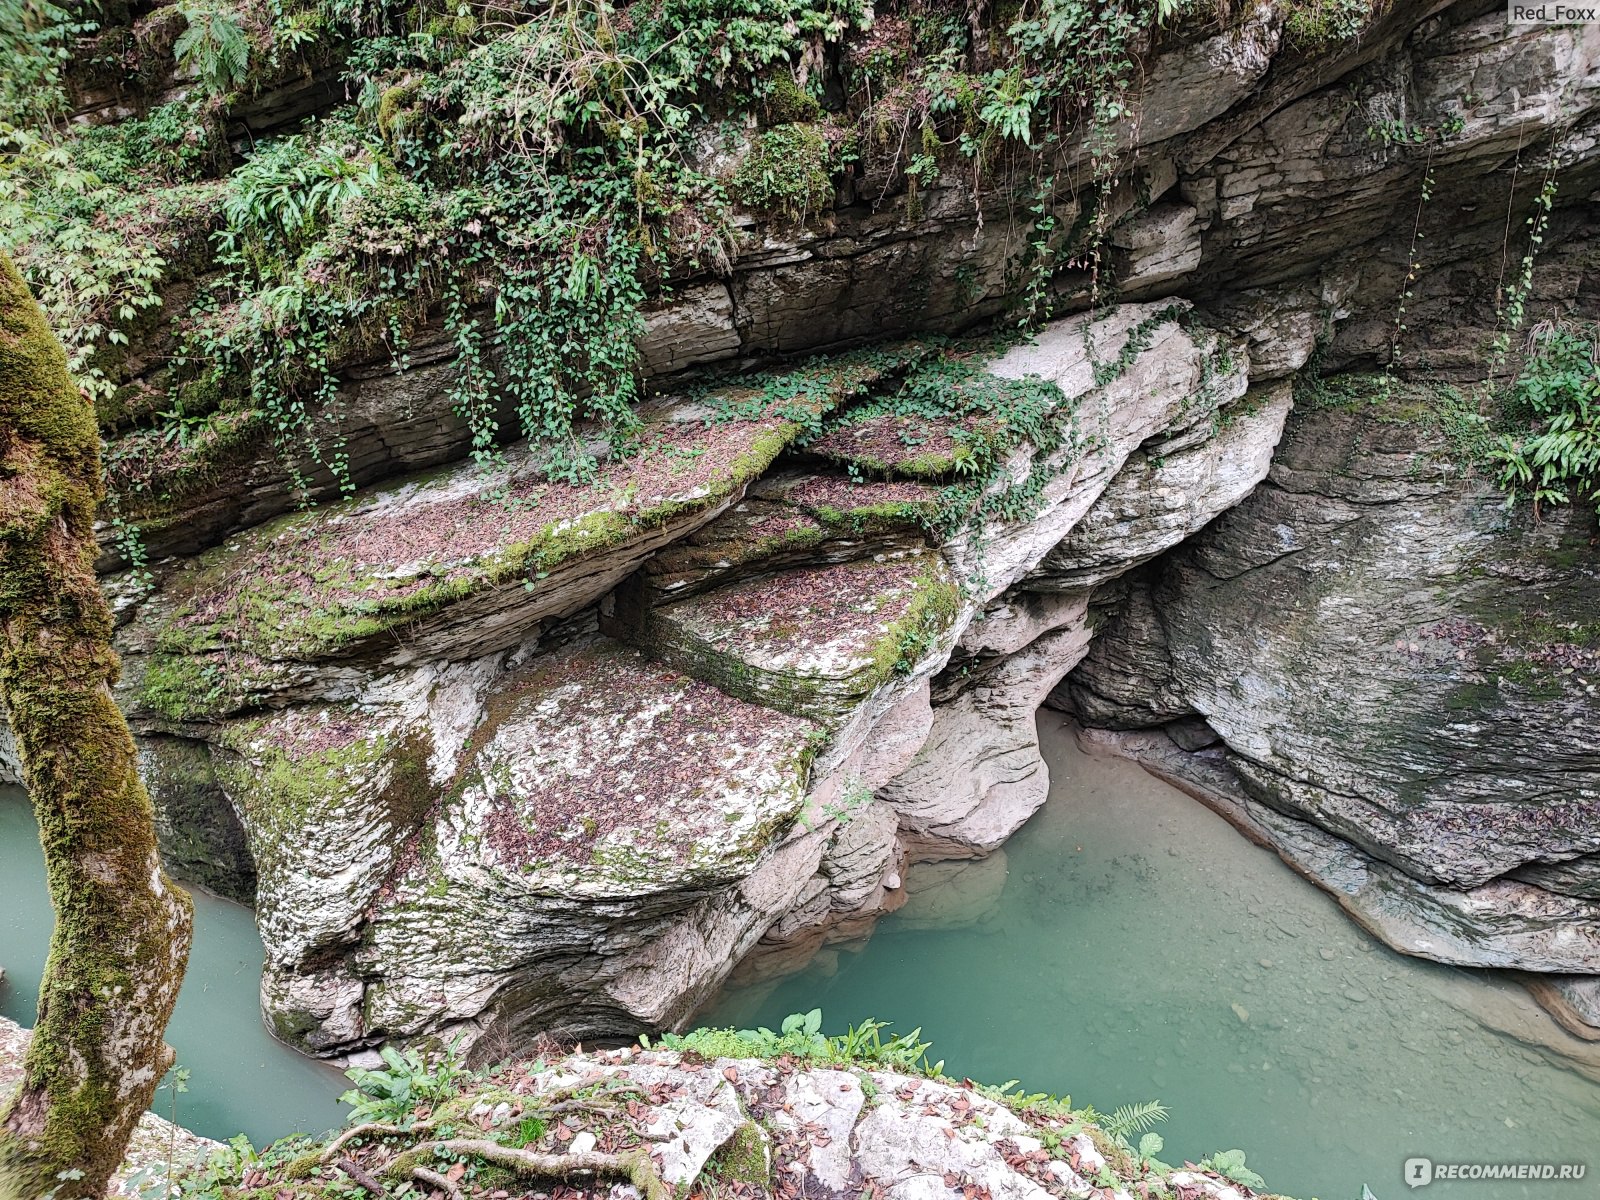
806 410 988 478
129 394 866 719
636 474 941 602
399 639 822 897
210 702 434 963
756 472 942 535
640 548 960 723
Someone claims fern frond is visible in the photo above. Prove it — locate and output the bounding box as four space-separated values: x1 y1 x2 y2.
1101 1100 1169 1139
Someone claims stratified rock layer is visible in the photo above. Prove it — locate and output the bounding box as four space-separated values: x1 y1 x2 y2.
1053 392 1600 1022
98 302 1266 1057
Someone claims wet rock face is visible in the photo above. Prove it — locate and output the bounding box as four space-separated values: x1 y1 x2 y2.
1055 396 1600 1016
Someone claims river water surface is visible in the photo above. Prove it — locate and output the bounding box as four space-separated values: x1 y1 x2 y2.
706 720 1600 1200
0 785 349 1145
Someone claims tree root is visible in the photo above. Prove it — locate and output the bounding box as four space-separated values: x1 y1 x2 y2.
389 1138 672 1200
336 1157 387 1197
411 1164 464 1200
284 1120 438 1179
542 1098 633 1118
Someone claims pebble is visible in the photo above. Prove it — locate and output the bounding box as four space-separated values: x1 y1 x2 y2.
1320 948 1338 960
1232 1002 1251 1023
570 1131 597 1155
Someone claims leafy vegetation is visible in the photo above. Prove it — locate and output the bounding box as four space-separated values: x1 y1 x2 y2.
1489 322 1600 516
649 1008 945 1073
0 0 1320 520
339 1039 469 1126
1282 0 1378 50
731 123 849 222
1200 1147 1268 1190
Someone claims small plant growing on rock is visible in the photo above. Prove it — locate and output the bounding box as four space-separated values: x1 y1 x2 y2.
1200 1147 1267 1190
1489 321 1600 517
731 124 846 223
340 1040 469 1126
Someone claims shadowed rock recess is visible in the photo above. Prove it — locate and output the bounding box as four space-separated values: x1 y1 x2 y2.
3 0 1598 1067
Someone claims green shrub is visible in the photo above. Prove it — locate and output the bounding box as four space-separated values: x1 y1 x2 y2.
731 124 841 222
1489 322 1600 515
340 1040 470 1126
1282 0 1376 49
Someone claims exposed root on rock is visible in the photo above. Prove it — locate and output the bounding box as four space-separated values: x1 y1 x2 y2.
335 1156 386 1196
410 1164 464 1200
388 1139 672 1200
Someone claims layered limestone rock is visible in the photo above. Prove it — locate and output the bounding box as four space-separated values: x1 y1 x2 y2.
161 1043 1272 1200
1053 392 1600 1029
88 301 1282 1058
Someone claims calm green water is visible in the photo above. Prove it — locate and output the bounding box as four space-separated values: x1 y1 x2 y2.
0 786 349 1145
706 720 1600 1200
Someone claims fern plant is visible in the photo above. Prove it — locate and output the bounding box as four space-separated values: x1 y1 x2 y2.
175 0 251 97
1099 1099 1169 1140
1488 321 1600 516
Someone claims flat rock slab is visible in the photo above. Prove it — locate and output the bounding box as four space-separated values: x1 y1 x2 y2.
640 549 959 723
127 372 901 718
767 473 942 530
414 639 820 896
808 410 987 477
637 474 941 602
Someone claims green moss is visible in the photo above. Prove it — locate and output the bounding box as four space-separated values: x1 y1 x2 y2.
1282 0 1378 49
212 714 433 898
869 565 962 683
730 123 840 223
762 72 822 125
138 653 225 722
712 1120 771 1187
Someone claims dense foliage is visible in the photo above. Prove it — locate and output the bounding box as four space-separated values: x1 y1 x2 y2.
0 0 1283 510
1490 321 1600 516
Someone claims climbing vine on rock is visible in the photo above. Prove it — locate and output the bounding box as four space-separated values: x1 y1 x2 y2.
0 0 1369 515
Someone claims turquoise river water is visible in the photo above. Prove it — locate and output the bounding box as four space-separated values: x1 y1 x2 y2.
0 785 349 1145
5 716 1600 1199
705 720 1600 1200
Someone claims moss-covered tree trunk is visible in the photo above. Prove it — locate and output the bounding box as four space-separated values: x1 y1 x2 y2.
0 253 193 1197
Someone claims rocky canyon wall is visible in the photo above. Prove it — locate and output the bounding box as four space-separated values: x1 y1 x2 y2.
1 0 1597 1058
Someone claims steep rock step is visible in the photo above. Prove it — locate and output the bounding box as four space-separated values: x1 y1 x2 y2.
621 548 960 726
627 471 941 604
337 639 826 1042
121 359 906 721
